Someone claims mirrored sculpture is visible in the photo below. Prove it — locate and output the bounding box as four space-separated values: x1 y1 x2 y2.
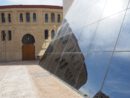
40 0 130 98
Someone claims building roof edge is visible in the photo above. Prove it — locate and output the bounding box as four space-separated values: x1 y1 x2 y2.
0 5 63 9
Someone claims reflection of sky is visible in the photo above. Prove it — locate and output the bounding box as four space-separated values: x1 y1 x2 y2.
80 52 112 97
77 13 125 54
102 52 130 98
64 0 130 98
116 10 130 50
102 0 129 17
79 52 130 98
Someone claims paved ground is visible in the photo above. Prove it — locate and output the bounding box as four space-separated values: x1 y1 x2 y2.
0 61 83 98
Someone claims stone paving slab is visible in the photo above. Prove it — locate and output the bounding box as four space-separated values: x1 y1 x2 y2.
0 65 38 98
0 61 83 98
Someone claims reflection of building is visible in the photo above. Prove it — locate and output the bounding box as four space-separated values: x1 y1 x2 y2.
93 91 109 98
0 5 63 61
55 0 130 98
40 20 87 89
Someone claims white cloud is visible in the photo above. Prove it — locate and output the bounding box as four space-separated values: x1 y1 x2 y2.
1 0 62 6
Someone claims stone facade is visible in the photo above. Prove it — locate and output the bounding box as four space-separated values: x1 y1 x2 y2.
0 5 63 62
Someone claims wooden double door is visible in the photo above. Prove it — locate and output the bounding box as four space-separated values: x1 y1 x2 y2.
22 44 35 60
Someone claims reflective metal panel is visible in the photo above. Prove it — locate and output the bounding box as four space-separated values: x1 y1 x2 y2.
78 12 124 54
116 9 130 51
55 53 87 89
102 0 129 17
90 13 124 51
40 0 130 97
40 21 87 89
102 52 130 98
66 0 106 26
80 52 112 98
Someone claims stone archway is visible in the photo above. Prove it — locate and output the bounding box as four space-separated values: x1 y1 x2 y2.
22 34 35 60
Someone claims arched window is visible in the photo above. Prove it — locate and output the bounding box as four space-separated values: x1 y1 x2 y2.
26 13 30 22
57 14 61 23
33 13 36 22
20 13 23 22
1 30 6 41
51 13 55 23
51 30 55 39
22 34 35 44
8 13 11 23
44 29 49 40
45 13 48 23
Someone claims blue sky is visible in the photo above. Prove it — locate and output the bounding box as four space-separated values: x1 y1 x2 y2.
0 0 62 6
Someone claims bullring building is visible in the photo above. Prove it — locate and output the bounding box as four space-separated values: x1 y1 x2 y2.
0 5 63 61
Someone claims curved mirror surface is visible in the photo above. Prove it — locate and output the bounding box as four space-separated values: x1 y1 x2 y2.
40 0 130 97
